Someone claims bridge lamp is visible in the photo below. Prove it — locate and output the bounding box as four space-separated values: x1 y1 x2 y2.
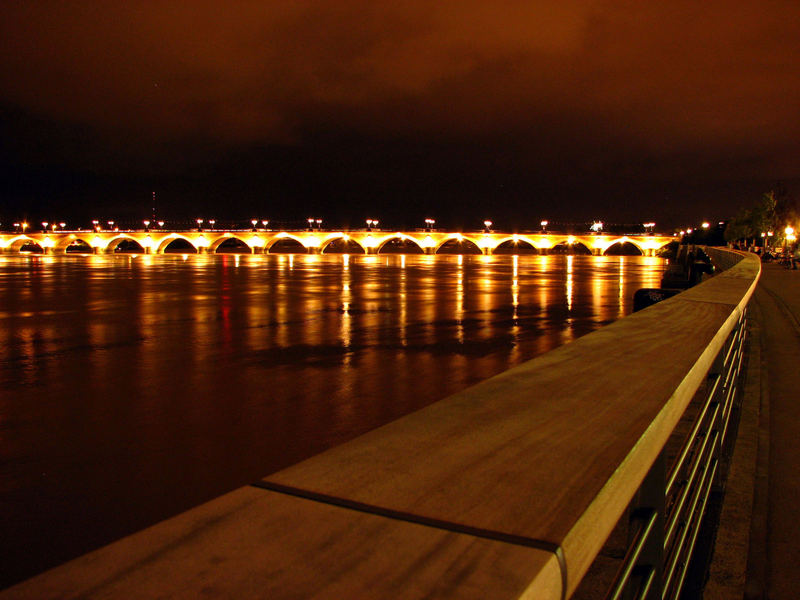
262 220 269 229
143 220 150 232
196 218 204 231
366 219 373 230
42 221 49 231
13 223 19 231
686 228 693 234
59 222 66 229
92 220 100 231
308 218 314 231
484 220 492 232
22 222 28 233
540 220 548 232
252 219 258 231
316 219 322 229
157 221 164 228
591 221 603 233
208 219 215 230
701 222 710 229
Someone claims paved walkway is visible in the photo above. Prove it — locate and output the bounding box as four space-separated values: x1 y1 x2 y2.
709 262 800 599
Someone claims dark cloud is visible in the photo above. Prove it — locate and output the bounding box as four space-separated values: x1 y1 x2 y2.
2 1 799 227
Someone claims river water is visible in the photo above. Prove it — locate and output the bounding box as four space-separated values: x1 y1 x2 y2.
0 252 665 587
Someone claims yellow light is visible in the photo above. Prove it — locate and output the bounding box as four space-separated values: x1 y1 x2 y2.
141 236 153 248
303 236 320 248
785 226 794 236
567 236 576 245
421 235 435 248
250 235 263 247
363 235 377 249
480 235 493 248
91 236 104 248
195 235 209 248
455 233 463 241
42 236 55 248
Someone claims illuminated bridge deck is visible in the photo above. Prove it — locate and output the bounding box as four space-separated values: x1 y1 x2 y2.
0 229 675 256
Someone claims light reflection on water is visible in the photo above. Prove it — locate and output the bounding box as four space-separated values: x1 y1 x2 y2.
0 252 664 587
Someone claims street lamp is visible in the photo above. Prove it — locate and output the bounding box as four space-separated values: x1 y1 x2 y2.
196 218 204 231
252 219 258 232
702 222 710 229
92 220 100 231
366 219 373 231
308 218 314 231
157 221 164 229
143 220 150 232
591 221 603 233
316 219 322 229
540 220 548 232
262 220 269 229
425 218 435 230
208 219 216 230
483 220 492 232
42 221 49 231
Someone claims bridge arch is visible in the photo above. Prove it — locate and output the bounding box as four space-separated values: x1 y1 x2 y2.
154 235 197 254
376 235 424 254
435 235 482 255
603 239 644 256
321 235 366 254
493 236 538 254
3 235 43 252
267 233 308 253
59 237 93 253
209 235 253 253
551 239 592 255
105 235 147 253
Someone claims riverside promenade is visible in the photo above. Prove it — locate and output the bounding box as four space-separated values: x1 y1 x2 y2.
706 261 800 599
0 249 765 598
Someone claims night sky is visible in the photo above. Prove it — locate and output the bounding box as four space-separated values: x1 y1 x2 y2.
2 2 799 230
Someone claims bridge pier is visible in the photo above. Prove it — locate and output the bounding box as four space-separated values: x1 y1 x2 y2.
307 247 320 255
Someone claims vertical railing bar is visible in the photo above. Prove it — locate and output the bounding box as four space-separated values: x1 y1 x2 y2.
719 323 746 448
671 459 719 598
665 380 717 497
664 402 719 550
662 431 719 595
634 566 657 600
603 509 658 600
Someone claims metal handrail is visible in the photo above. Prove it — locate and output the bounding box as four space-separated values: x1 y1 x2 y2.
604 248 750 600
